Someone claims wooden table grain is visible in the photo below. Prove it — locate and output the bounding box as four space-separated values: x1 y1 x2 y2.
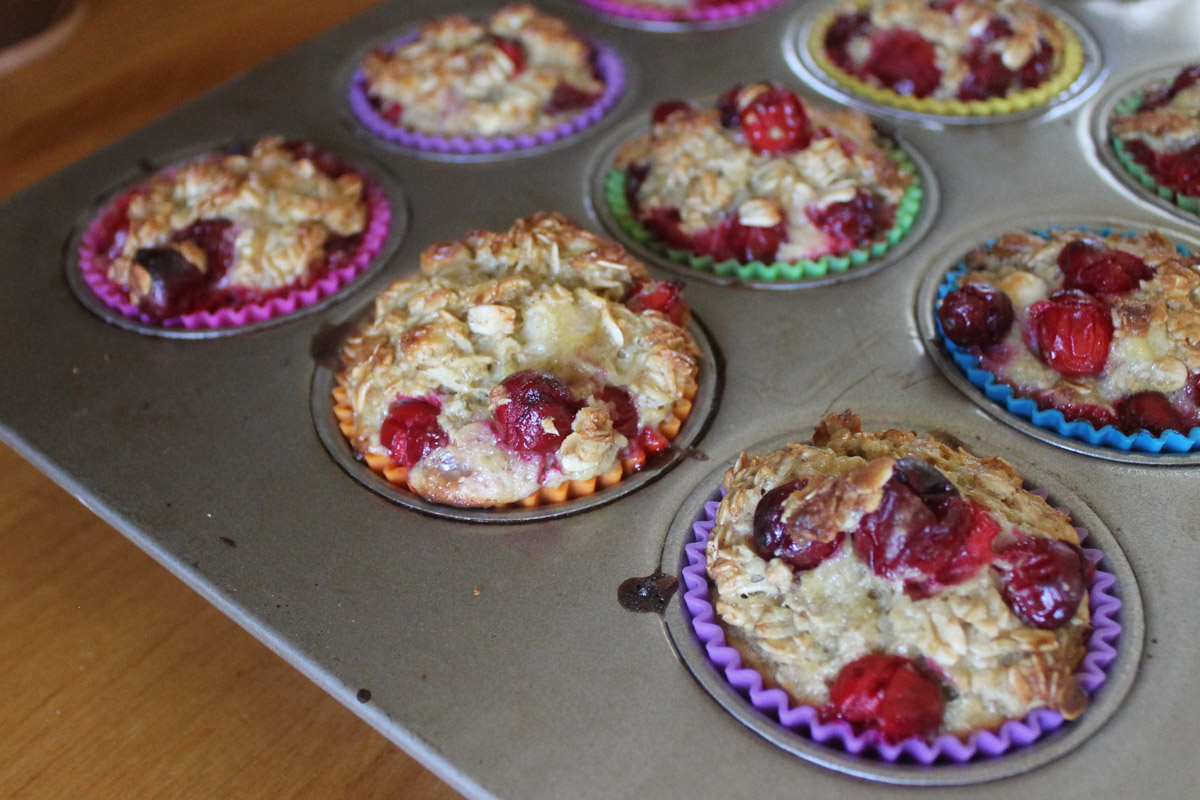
0 2 462 797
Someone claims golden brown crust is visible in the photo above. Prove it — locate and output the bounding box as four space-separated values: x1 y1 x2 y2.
706 412 1090 735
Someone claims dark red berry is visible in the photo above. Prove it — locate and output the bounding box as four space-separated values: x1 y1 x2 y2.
131 247 208 317
994 535 1088 629
380 398 448 467
1031 392 1118 430
957 52 1014 102
738 87 812 154
172 218 236 282
594 386 639 439
626 280 689 326
1163 142 1200 196
638 426 669 455
1145 65 1200 109
1029 290 1113 377
1057 239 1153 296
806 189 891 251
937 282 1014 348
380 102 404 125
545 82 599 115
826 654 945 741
1186 372 1200 405
863 29 942 98
716 85 743 129
492 36 526 75
977 16 1013 44
651 99 693 125
1115 391 1185 435
1018 39 1055 88
824 11 870 70
751 479 844 570
853 458 975 598
493 371 580 454
711 214 788 264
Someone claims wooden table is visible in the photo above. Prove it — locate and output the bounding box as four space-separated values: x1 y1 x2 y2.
0 3 461 797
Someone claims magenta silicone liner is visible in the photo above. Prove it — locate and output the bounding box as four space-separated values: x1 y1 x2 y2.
681 490 1123 764
348 34 626 155
76 164 391 333
574 0 787 23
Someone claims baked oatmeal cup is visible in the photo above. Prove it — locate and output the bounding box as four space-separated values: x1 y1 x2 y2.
808 0 1085 118
349 4 624 155
77 136 391 332
683 412 1121 761
934 227 1200 454
333 212 702 508
606 82 922 282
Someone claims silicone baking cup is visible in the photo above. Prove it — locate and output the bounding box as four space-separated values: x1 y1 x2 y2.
331 382 696 510
805 4 1085 118
603 141 923 282
681 489 1122 764
348 33 626 156
1110 90 1200 218
76 147 392 334
934 227 1200 455
574 0 787 25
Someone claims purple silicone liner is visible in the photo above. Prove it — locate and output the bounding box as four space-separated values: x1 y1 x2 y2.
348 33 626 155
681 490 1123 764
575 0 788 23
77 164 391 332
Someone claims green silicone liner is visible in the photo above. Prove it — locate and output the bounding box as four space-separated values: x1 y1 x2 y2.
1110 91 1200 216
604 142 922 281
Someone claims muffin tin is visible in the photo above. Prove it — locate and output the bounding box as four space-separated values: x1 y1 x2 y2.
0 0 1196 798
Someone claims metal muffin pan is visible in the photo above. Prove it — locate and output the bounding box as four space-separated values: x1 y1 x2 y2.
1 0 1198 798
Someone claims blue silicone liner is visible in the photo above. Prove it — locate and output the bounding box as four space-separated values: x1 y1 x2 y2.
935 227 1200 454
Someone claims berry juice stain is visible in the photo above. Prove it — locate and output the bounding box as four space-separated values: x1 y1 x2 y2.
618 570 679 614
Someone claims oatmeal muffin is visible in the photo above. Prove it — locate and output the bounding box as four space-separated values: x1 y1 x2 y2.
610 82 920 278
813 0 1083 116
936 228 1200 443
705 412 1093 740
1111 65 1200 214
335 213 701 508
79 137 386 328
355 4 614 143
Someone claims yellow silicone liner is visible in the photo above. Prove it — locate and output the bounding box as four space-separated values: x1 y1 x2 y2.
332 383 697 509
807 5 1084 117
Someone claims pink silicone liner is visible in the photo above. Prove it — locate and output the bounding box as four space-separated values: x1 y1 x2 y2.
77 155 391 332
681 490 1123 764
575 0 787 23
348 34 626 155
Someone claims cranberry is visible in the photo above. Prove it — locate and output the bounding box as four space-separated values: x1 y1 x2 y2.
937 283 1014 348
826 654 945 741
638 426 669 456
493 371 580 454
380 398 448 467
824 11 870 70
626 280 688 326
1035 394 1118 430
1163 142 1200 196
545 83 599 115
716 85 743 129
738 87 812 154
1018 39 1055 88
994 535 1088 629
712 215 788 264
651 99 693 125
594 386 639 439
380 102 404 125
854 458 977 598
863 29 942 98
1057 239 1153 296
751 479 844 570
957 52 1014 101
1115 391 1185 435
1029 290 1113 377
492 36 526 75
806 189 891 251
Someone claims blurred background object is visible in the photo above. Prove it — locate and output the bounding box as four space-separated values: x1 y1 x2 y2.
0 0 85 75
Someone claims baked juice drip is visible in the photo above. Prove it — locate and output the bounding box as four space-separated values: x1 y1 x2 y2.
335 213 701 508
705 412 1092 740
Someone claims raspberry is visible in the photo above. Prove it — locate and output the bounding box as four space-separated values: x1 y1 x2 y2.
594 386 639 439
806 189 891 251
626 280 689 326
751 479 844 570
994 535 1088 629
493 371 580 454
937 283 1014 348
1029 290 1113 377
862 29 942 98
380 398 448 467
1115 391 1185 436
1057 239 1153 296
651 99 693 125
826 654 945 741
738 87 813 154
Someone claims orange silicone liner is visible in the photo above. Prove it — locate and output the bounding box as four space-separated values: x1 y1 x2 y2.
808 5 1084 118
332 383 697 508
